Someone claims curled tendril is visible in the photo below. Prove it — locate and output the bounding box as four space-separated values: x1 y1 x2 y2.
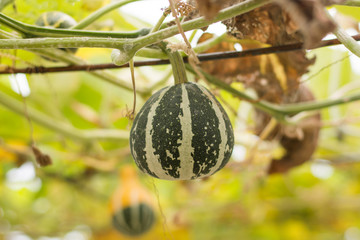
111 48 133 66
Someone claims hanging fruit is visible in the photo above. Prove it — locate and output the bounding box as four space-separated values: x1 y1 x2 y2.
110 165 156 236
130 43 234 180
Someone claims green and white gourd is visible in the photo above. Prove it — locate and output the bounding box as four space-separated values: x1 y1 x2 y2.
130 81 234 180
112 203 155 236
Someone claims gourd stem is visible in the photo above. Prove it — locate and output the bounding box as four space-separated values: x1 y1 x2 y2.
168 50 188 85
160 42 188 85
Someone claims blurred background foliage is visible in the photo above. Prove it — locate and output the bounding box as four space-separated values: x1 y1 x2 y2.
0 0 360 240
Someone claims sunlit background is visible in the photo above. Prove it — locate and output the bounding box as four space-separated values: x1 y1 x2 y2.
1 0 360 240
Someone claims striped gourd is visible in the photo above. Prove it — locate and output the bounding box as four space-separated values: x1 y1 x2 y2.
35 11 78 55
130 82 234 180
112 203 155 236
111 166 155 236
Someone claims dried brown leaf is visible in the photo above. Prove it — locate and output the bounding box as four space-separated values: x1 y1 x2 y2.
193 0 234 20
273 0 335 48
198 33 315 98
223 4 303 46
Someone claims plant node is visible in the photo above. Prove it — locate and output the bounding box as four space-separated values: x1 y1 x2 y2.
111 48 134 66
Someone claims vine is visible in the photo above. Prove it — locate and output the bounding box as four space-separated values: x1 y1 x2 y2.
0 0 270 54
0 0 359 140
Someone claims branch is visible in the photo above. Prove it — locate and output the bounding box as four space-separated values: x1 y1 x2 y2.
0 36 131 49
2 34 359 75
333 27 360 59
277 94 360 114
0 0 270 56
0 12 150 38
0 90 129 141
327 11 360 58
186 65 360 119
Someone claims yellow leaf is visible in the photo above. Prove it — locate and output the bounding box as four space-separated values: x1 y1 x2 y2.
269 54 287 92
283 220 310 240
0 147 16 162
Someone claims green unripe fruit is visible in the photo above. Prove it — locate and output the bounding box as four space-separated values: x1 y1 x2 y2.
112 203 155 236
130 82 235 180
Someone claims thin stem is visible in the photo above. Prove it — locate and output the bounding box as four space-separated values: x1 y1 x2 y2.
151 11 169 33
0 12 150 38
0 29 19 39
333 27 360 58
188 29 198 43
72 0 142 30
0 90 82 141
0 90 129 141
162 43 188 85
0 13 26 34
277 94 360 115
328 10 360 58
111 5 170 66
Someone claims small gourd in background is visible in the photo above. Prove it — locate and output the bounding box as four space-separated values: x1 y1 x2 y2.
130 44 234 180
35 11 78 55
110 165 155 236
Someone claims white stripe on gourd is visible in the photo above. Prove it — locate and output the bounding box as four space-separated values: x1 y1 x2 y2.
130 103 145 166
144 88 169 179
197 85 228 177
177 84 195 179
